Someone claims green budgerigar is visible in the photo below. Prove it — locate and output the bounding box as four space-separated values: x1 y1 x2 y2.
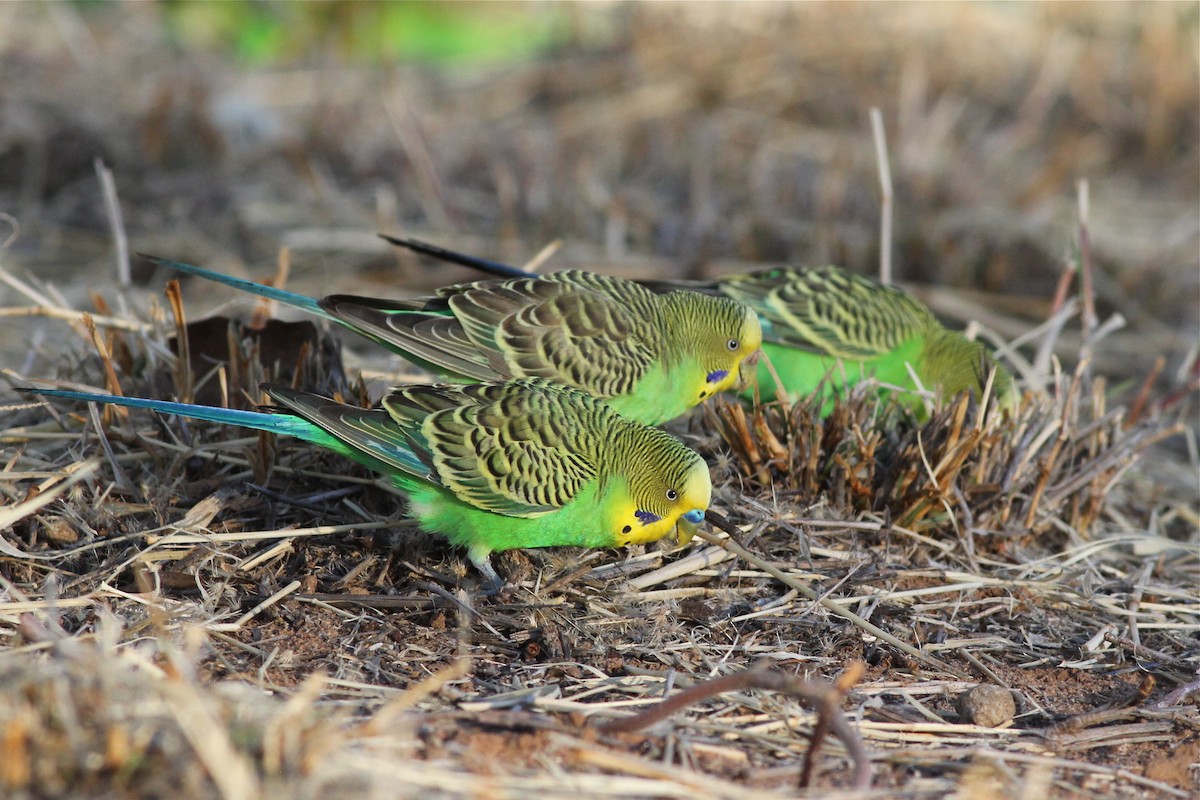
698 266 1017 410
382 236 1017 413
26 379 711 588
145 255 762 426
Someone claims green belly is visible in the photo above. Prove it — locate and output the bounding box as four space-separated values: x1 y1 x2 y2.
744 338 929 410
403 480 617 557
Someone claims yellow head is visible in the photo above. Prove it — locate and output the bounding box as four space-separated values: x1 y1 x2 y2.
608 428 712 549
663 293 763 404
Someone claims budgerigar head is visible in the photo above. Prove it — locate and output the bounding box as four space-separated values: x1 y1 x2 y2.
608 425 712 549
661 292 763 405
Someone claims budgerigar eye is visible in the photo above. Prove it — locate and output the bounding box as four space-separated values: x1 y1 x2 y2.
666 489 678 501
727 339 739 351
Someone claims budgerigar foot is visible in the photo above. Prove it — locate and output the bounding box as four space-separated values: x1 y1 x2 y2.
471 554 506 596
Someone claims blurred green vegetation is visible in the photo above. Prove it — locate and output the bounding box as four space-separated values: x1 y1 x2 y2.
156 1 569 65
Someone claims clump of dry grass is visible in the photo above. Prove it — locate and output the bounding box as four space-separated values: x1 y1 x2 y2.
0 617 342 799
705 368 1187 556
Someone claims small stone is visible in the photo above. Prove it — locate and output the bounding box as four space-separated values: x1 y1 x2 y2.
957 684 1016 727
678 597 714 623
43 518 80 544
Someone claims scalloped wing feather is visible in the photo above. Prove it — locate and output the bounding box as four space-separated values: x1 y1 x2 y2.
449 279 656 399
385 380 602 517
720 267 936 359
321 298 505 381
264 386 434 480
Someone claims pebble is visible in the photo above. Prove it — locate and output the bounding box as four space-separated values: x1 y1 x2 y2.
957 684 1016 727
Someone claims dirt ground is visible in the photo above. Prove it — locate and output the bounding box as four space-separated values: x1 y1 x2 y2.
1 3 1198 799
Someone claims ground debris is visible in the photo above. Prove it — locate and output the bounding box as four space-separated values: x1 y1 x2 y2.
1 4 1197 797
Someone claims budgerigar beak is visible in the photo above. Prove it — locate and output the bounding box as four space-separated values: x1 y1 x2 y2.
735 349 762 391
677 508 705 545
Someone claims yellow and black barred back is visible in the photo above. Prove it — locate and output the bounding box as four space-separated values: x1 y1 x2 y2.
450 277 658 398
512 271 761 388
342 271 758 408
329 274 675 400
532 270 664 322
370 378 703 519
720 266 938 359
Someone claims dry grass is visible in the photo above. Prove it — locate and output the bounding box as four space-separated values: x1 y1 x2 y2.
1 3 1198 799
2 277 1195 798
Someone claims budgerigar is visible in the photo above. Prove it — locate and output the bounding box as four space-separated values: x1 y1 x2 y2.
145 255 762 426
689 266 1016 410
26 379 711 589
381 236 1017 413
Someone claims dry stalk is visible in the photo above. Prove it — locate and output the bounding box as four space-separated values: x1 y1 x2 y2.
694 514 962 677
80 313 125 426
164 279 192 405
597 664 871 791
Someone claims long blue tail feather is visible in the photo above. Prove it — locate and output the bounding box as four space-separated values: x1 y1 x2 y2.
378 234 536 280
24 387 336 448
141 254 332 320
23 387 430 485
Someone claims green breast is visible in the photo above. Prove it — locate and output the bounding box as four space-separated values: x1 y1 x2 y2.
402 480 618 556
603 359 697 425
747 337 930 410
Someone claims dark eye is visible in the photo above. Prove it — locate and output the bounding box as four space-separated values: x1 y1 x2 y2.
727 339 739 351
666 489 678 501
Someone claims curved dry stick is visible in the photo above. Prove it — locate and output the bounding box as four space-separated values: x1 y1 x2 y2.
597 665 871 791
